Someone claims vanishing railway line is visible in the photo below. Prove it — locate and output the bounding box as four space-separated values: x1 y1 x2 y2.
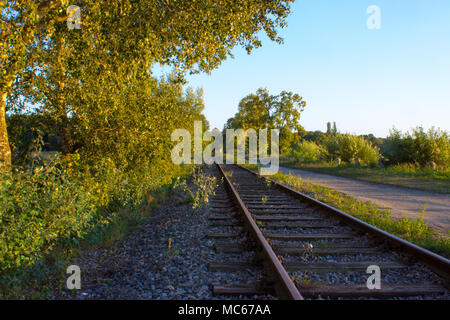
207 164 450 300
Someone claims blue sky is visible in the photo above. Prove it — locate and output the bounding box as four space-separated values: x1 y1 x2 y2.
168 1 450 137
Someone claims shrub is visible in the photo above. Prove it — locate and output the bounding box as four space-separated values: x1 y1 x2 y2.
179 166 218 210
321 135 340 161
0 153 187 274
0 157 116 272
322 134 380 165
382 127 450 166
291 141 325 163
354 136 380 166
337 135 359 162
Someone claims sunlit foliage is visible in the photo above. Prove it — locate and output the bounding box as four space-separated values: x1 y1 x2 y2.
225 88 306 154
1 0 295 166
382 127 450 167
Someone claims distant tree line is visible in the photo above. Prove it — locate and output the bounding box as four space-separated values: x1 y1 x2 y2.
295 123 449 167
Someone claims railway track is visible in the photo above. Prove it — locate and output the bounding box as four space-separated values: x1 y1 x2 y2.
207 164 450 300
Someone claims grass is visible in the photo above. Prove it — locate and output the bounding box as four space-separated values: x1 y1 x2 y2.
243 164 450 258
280 159 450 194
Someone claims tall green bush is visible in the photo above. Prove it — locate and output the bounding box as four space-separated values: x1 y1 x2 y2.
291 140 325 163
322 134 379 165
354 135 380 165
0 159 107 271
382 127 450 166
0 154 188 273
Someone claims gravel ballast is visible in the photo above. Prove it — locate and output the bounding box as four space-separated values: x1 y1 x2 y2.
49 166 274 300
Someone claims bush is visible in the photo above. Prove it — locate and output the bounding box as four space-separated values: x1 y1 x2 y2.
322 134 380 165
354 136 380 166
178 166 218 210
291 140 325 163
321 135 341 161
382 127 450 166
0 153 187 274
0 158 114 272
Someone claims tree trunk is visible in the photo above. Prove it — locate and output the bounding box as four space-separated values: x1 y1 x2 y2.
58 116 74 154
55 35 74 155
0 92 11 168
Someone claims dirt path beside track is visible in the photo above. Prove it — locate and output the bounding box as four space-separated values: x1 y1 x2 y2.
279 167 450 235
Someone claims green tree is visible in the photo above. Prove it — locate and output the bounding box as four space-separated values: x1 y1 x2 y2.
229 88 274 130
326 122 332 134
326 122 337 134
225 88 306 154
272 91 306 152
1 0 295 167
303 130 327 144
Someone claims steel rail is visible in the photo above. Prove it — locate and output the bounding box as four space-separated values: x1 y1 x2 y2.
216 164 304 300
238 165 450 281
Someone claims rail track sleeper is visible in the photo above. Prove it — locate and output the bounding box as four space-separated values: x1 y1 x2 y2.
244 196 297 199
208 214 237 220
215 243 380 256
207 232 242 239
245 202 304 206
265 233 355 241
212 284 268 296
234 187 272 190
214 245 245 253
243 197 294 200
239 195 291 199
209 261 260 272
272 243 374 249
211 204 237 209
297 284 447 298
248 205 308 210
210 202 235 206
284 261 406 273
251 210 312 215
209 208 237 214
235 188 274 192
278 247 381 256
253 215 322 221
211 197 231 201
211 283 446 298
259 222 334 229
210 220 242 227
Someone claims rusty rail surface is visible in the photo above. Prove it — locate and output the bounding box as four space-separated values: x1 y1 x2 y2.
217 164 304 300
238 164 450 281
